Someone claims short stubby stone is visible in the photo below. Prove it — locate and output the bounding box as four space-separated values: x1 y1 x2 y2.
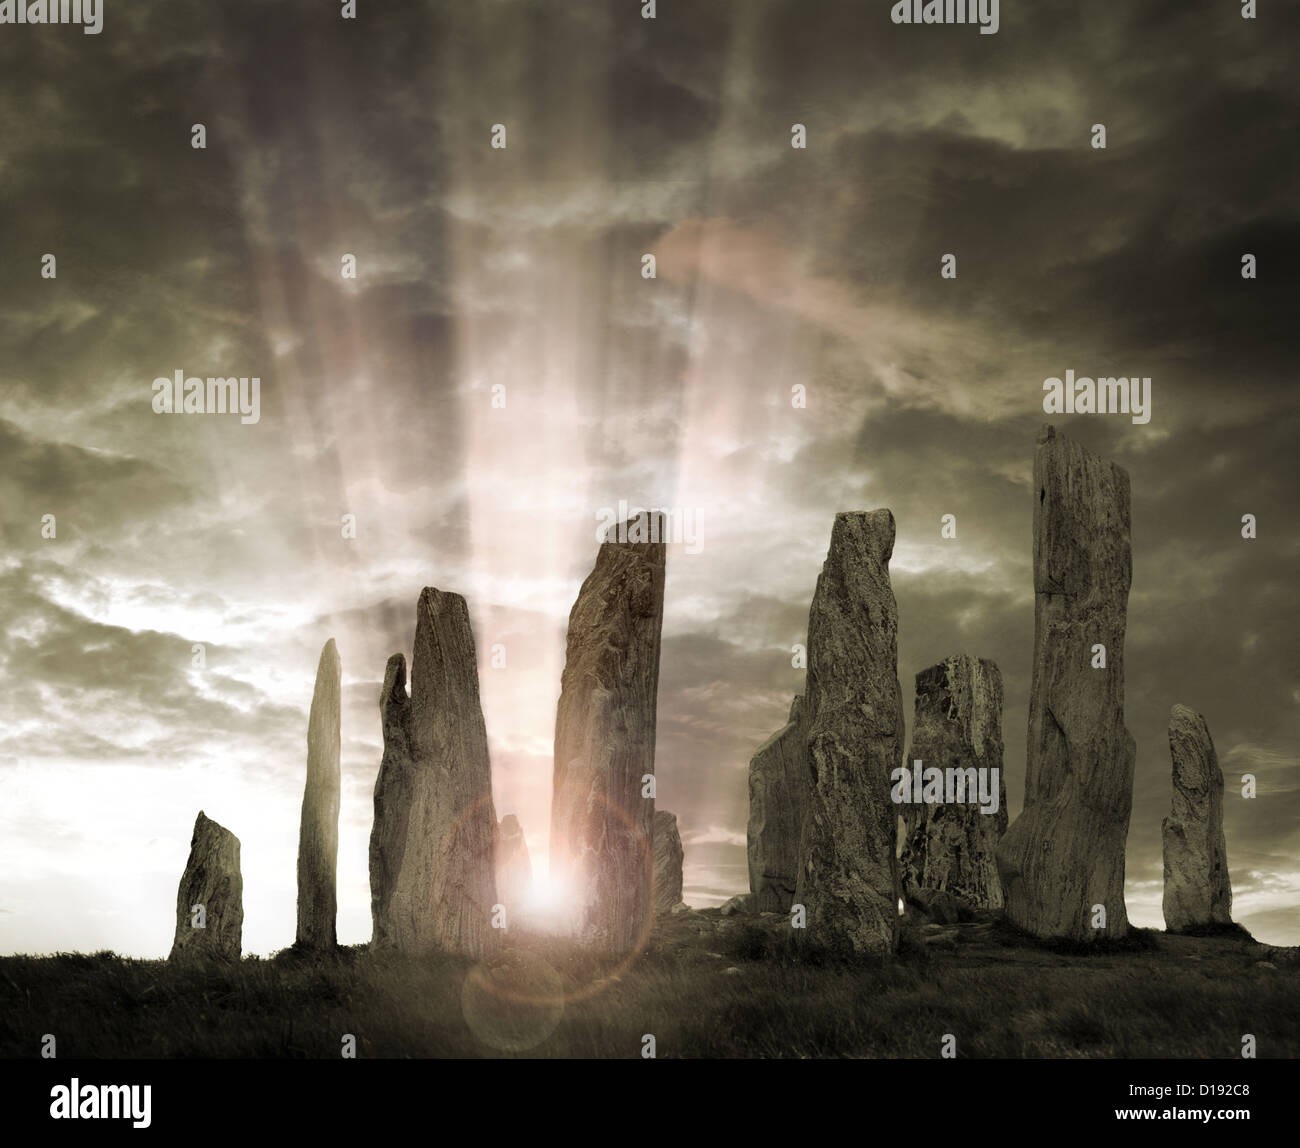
652 810 685 915
169 811 243 964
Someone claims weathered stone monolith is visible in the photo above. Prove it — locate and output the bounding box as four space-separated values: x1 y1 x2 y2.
296 638 341 950
495 814 532 917
747 694 810 912
369 588 498 957
169 811 242 963
550 514 666 953
1162 705 1232 932
795 510 904 956
900 655 1007 912
652 810 685 915
996 426 1136 941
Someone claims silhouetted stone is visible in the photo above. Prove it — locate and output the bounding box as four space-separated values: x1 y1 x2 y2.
1163 705 1232 933
550 515 666 953
169 811 242 963
297 638 341 950
795 510 903 956
495 814 532 918
369 589 498 957
652 810 684 914
900 656 1007 911
747 694 810 913
997 426 1136 941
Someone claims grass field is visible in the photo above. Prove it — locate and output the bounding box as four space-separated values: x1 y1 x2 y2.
2 910 1296 1058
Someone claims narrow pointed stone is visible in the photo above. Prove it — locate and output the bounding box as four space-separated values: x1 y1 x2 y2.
652 810 684 915
1162 705 1232 932
169 811 242 963
900 655 1007 911
747 694 810 913
369 589 498 957
997 425 1136 941
551 514 666 953
297 638 341 950
795 510 903 957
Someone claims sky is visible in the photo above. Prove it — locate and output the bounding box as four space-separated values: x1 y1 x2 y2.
0 0 1297 956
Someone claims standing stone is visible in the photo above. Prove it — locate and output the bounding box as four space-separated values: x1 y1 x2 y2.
795 510 903 956
652 810 685 915
369 588 498 957
495 814 533 917
550 514 666 953
297 638 341 950
1162 705 1232 932
997 426 1136 941
900 656 1007 911
169 811 242 963
747 694 810 913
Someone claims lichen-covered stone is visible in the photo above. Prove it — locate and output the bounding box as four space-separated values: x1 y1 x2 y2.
550 515 666 953
795 510 903 957
369 589 498 957
997 426 1136 941
900 655 1007 911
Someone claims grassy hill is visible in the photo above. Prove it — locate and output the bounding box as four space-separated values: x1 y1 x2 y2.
2 908 1296 1058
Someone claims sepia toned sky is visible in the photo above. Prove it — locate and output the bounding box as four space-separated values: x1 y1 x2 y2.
1 0 1297 956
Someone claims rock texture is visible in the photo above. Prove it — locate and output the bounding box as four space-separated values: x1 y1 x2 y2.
495 814 532 915
296 638 341 950
550 515 666 953
368 588 498 957
747 694 811 913
1162 705 1232 932
997 426 1136 941
795 510 904 956
169 811 243 963
652 810 685 915
900 656 1007 911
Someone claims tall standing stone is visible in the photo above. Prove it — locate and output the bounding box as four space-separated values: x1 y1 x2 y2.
495 814 533 916
368 588 498 957
900 656 1007 911
747 694 810 913
795 510 904 956
1162 705 1232 932
997 425 1136 941
169 811 243 963
297 638 341 950
550 514 666 953
652 810 685 915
